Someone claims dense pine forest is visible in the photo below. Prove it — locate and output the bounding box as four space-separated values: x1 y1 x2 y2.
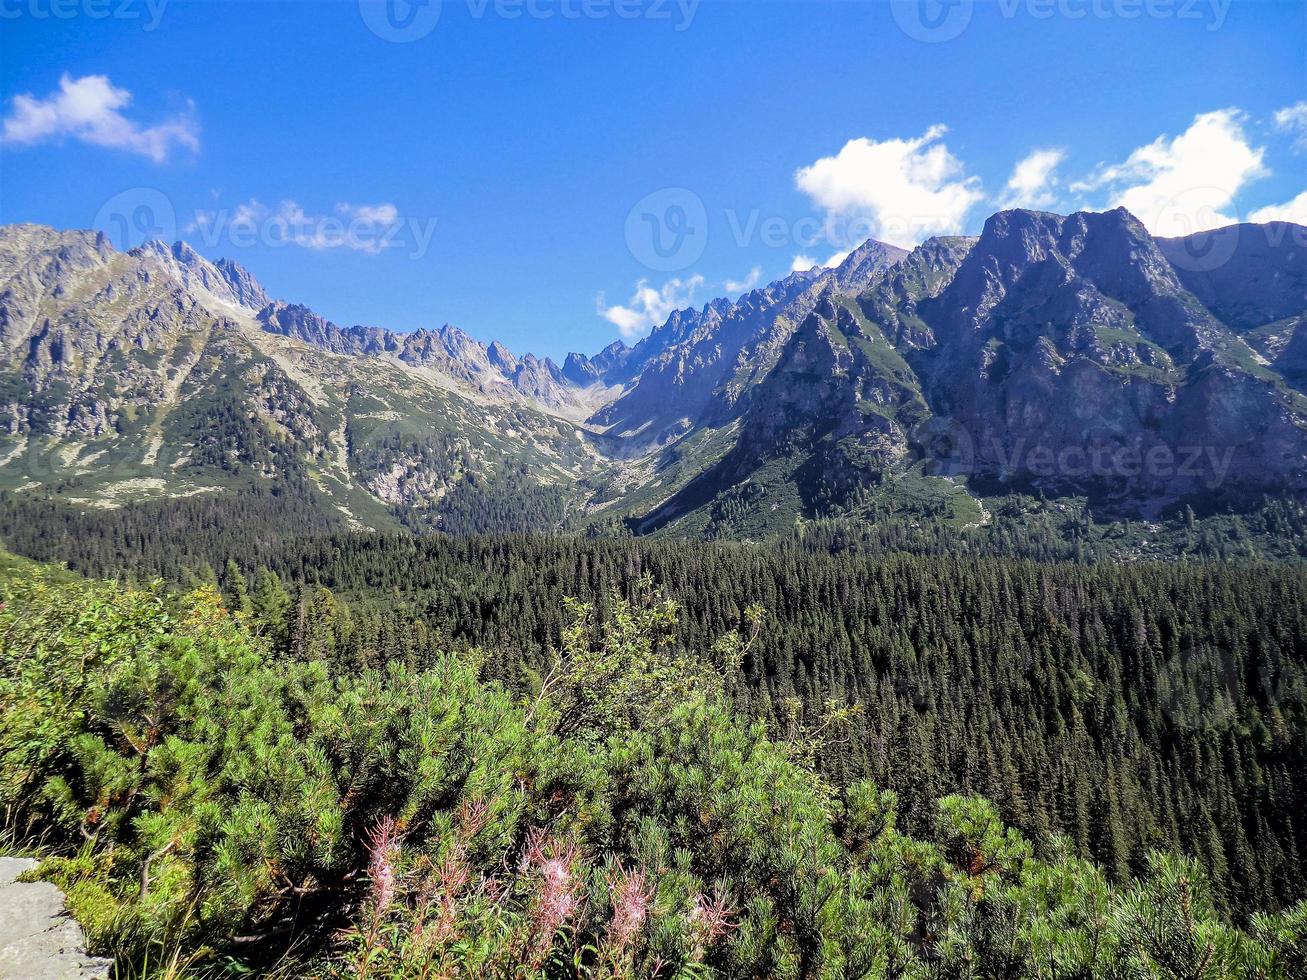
143 535 1307 921
2 492 1305 936
2 549 1306 978
2 488 1306 575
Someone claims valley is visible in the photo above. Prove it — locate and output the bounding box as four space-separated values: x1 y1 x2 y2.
3 211 1303 542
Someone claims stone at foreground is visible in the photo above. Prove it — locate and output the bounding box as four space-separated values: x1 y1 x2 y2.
0 857 111 979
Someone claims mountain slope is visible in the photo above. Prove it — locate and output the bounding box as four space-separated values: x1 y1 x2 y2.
904 210 1307 502
593 239 908 444
1 212 1304 539
0 224 610 530
630 211 1307 534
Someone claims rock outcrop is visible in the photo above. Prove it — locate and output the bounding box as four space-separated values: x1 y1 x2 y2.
0 857 111 979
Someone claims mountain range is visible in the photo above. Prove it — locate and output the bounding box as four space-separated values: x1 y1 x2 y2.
1 208 1304 538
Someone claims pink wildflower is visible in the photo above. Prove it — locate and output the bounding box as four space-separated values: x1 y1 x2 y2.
533 845 580 934
690 888 737 949
427 847 471 946
607 864 654 950
366 814 402 910
517 828 583 962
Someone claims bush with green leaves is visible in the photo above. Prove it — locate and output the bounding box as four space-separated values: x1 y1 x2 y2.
1 559 1304 978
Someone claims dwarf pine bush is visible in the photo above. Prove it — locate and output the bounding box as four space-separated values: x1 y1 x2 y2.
1 558 1304 978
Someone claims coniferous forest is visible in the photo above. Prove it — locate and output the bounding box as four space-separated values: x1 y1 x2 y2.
1 491 1306 977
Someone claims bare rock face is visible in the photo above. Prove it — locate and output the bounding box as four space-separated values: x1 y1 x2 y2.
509 353 568 403
215 257 271 311
902 209 1307 501
0 857 111 979
487 340 518 375
132 240 271 315
0 225 614 521
0 212 1304 531
259 301 378 354
0 226 117 356
1274 315 1307 391
591 339 631 377
641 295 923 531
561 350 599 386
1158 222 1307 331
590 245 906 443
855 235 976 350
826 238 909 294
255 304 591 413
641 211 1307 530
0 227 236 441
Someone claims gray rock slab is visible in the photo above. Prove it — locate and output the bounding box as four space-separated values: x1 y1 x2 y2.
0 857 111 978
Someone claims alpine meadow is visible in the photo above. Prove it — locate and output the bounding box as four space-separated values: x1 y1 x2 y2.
1 1 1306 977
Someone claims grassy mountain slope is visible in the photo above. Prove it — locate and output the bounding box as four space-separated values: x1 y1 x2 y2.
2 214 1305 541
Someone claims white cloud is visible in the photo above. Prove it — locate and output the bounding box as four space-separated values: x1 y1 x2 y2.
1248 191 1307 226
1 73 198 163
789 251 848 273
188 198 403 253
339 202 400 225
1273 101 1307 151
794 125 984 249
998 148 1066 210
598 275 705 340
1071 109 1267 237
723 266 762 294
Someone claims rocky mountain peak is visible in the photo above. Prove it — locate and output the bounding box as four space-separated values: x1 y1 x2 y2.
827 238 910 293
3 212 1305 530
561 351 598 386
932 207 1184 336
487 340 518 373
132 239 272 315
215 257 271 310
566 340 632 387
0 224 113 284
1158 221 1307 331
594 339 630 366
258 302 353 352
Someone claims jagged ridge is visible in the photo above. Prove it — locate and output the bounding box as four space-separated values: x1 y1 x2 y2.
1 210 1304 536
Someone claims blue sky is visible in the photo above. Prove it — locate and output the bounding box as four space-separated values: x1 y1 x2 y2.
1 0 1304 360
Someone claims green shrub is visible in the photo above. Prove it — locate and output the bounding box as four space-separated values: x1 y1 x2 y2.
1 558 1304 978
